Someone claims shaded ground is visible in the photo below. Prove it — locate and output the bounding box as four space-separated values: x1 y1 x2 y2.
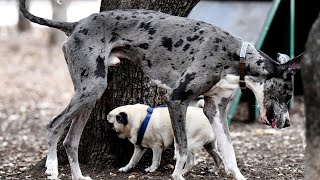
0 28 305 179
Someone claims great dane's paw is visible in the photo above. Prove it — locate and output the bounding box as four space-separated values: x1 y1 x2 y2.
226 168 246 180
77 176 92 180
209 165 220 173
118 166 130 173
181 169 188 176
45 167 58 180
45 169 59 180
172 172 185 180
235 174 246 180
145 166 157 172
45 159 59 180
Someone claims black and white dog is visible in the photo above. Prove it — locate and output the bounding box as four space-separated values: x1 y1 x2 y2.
19 0 301 179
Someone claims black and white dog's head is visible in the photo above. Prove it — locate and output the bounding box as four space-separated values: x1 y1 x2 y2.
247 52 302 129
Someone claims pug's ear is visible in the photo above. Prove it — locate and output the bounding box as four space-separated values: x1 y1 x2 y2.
116 112 128 125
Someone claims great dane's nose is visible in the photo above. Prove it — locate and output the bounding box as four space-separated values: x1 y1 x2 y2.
284 118 290 128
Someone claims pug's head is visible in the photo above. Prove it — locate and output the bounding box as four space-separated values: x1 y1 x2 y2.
107 108 130 139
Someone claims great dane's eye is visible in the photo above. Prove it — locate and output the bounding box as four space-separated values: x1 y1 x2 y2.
285 94 292 103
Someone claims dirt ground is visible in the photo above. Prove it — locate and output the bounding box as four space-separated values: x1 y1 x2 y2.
0 28 305 180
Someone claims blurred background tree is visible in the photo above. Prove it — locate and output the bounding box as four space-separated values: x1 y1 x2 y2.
16 0 69 46
17 0 31 32
48 0 69 46
302 12 320 180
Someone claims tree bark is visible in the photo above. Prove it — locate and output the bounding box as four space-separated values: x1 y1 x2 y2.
301 12 320 180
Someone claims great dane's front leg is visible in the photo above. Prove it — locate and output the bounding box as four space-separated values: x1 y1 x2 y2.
167 100 189 180
204 96 246 180
119 145 147 172
63 108 93 180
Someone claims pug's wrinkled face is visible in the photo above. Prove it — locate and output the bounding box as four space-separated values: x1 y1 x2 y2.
107 109 130 139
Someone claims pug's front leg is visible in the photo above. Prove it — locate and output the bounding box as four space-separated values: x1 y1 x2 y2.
145 145 163 172
119 145 147 172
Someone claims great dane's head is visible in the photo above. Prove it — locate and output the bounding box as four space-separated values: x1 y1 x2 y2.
246 52 302 129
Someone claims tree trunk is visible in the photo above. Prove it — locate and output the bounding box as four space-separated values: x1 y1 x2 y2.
301 12 320 180
17 0 31 32
48 0 69 46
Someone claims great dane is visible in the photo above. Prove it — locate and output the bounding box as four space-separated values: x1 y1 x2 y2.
19 0 301 179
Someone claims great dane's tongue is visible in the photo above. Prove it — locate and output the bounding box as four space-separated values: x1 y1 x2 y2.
271 119 276 128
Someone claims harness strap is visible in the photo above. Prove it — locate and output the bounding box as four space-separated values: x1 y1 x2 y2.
239 42 250 91
136 105 167 145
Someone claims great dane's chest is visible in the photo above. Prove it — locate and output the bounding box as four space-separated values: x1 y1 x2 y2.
203 74 239 98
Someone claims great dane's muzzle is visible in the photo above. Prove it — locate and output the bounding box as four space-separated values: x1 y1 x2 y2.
266 104 290 128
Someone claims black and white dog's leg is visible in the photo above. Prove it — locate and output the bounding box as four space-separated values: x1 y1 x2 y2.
45 40 109 179
45 90 102 179
167 100 189 180
145 144 163 172
53 38 109 179
203 95 246 180
45 94 92 179
119 145 147 172
167 71 205 180
173 139 178 160
63 108 93 180
45 105 71 179
45 108 70 179
59 81 108 179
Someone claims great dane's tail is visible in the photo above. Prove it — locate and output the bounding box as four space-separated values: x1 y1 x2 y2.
19 0 77 35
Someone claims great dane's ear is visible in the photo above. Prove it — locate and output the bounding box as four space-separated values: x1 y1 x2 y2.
116 112 128 125
277 53 291 64
276 52 303 75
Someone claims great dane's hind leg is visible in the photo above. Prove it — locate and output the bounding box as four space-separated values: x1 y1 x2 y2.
203 96 246 180
63 109 93 180
45 108 68 179
45 90 101 179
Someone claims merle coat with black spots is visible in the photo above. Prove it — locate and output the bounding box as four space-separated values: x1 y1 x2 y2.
19 1 301 179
